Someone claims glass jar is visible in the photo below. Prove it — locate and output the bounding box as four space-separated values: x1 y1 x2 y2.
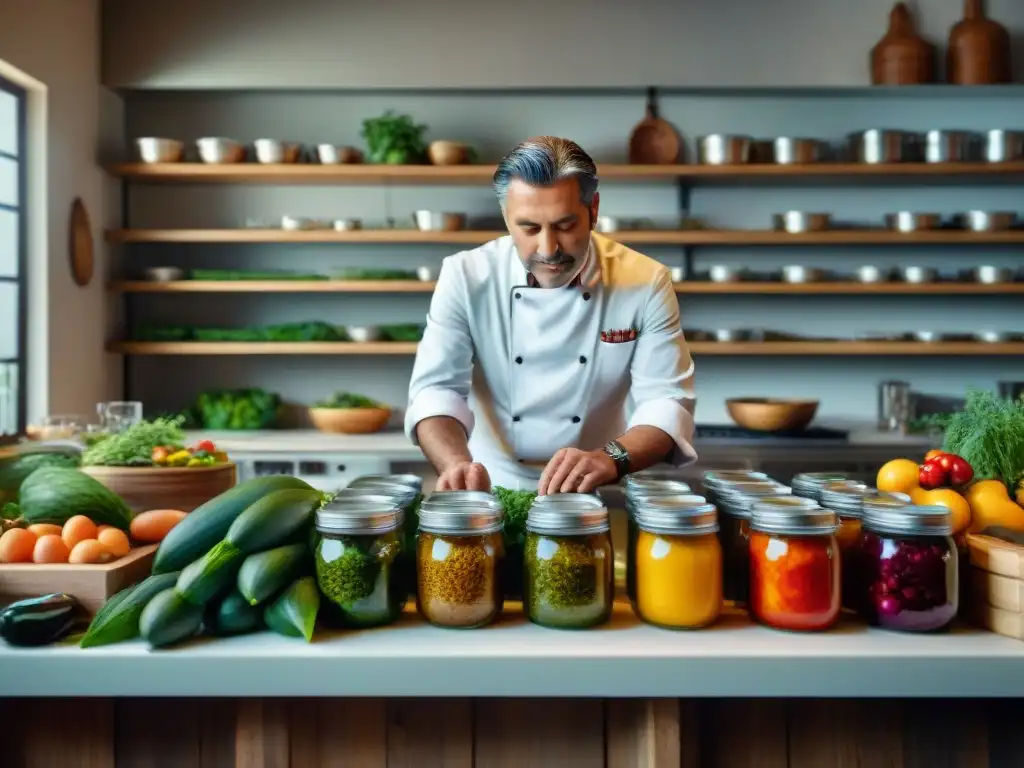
790 472 854 503
415 492 505 628
848 497 958 632
748 498 841 632
702 469 768 502
524 499 614 628
314 498 407 628
624 481 698 605
632 495 722 629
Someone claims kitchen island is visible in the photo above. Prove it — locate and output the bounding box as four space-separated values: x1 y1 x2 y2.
3 604 1023 767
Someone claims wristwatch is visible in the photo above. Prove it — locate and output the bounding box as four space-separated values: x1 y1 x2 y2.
602 440 631 481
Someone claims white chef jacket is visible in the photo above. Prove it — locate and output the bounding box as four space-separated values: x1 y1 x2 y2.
404 232 698 489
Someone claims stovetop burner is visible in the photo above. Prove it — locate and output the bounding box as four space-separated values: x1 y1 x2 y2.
695 424 850 441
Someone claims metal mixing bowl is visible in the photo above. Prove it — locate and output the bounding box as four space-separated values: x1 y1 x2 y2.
135 138 184 164
196 137 245 164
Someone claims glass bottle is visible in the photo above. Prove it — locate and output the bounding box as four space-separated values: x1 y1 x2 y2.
524 498 614 629
313 497 407 628
848 496 958 632
415 492 505 628
748 497 841 632
632 494 722 629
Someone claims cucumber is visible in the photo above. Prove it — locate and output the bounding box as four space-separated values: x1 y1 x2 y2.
139 588 203 648
264 576 319 641
204 590 264 636
237 543 312 606
12 466 133 530
0 592 84 647
176 540 246 606
152 475 314 574
225 488 322 554
80 571 180 648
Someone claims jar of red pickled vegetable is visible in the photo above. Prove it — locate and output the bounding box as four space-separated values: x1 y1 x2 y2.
748 497 841 632
848 497 958 632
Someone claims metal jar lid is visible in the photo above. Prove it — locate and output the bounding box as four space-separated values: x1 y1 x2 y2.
625 479 694 499
525 497 610 536
749 496 838 536
703 469 769 490
533 492 605 509
626 476 692 493
861 502 952 537
417 496 504 535
316 497 404 535
348 474 422 492
332 487 416 505
819 482 910 518
717 481 791 499
633 494 719 535
791 472 852 497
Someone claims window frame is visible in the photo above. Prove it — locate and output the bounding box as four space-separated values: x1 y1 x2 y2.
0 72 27 443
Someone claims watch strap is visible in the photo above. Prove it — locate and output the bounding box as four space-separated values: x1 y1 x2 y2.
603 440 630 480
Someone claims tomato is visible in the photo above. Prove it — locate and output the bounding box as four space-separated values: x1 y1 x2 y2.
947 455 974 486
151 446 170 465
194 440 216 453
918 459 949 490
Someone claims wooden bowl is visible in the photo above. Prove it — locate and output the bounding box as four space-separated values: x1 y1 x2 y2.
725 398 820 433
309 407 392 434
80 463 237 514
428 140 469 165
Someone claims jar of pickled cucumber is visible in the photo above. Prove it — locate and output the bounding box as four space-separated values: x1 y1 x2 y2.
314 498 407 628
524 498 614 629
416 492 505 628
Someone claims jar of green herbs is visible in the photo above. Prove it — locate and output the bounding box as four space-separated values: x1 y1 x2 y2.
314 497 407 629
524 497 614 629
416 491 505 629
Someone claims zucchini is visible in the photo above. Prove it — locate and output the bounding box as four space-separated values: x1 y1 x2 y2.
224 488 322 554
80 571 180 648
0 447 81 507
140 588 203 648
204 590 264 636
0 592 84 647
152 475 314 574
237 543 312 606
10 466 133 530
264 576 319 641
176 540 246 606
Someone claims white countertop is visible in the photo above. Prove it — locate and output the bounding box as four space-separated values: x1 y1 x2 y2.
3 605 1021 698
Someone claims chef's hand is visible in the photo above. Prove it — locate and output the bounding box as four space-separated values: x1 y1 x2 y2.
435 461 491 492
538 448 617 496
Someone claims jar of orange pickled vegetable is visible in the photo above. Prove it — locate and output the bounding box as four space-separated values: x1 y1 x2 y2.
748 497 841 632
633 494 722 629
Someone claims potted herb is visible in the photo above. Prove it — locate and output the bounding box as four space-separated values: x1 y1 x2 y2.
360 111 428 164
309 392 391 434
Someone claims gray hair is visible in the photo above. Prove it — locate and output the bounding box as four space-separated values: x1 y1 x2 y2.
492 136 599 207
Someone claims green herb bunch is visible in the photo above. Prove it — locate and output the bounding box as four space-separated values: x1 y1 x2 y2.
314 392 384 409
940 389 1024 491
82 416 186 467
492 487 536 548
360 111 428 164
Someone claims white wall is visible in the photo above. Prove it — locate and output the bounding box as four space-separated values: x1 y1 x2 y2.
0 0 122 424
101 0 1024 89
119 90 1024 425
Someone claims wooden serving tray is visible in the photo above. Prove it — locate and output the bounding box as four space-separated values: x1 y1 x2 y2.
0 544 157 615
966 533 1024 579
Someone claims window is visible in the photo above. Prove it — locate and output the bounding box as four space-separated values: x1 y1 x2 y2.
0 73 25 442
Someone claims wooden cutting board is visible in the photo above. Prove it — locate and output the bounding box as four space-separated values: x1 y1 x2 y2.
966 533 1024 579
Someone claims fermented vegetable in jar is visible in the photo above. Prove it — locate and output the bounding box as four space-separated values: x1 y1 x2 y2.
632 495 722 629
623 481 698 605
524 498 613 629
313 498 406 628
415 492 504 628
748 497 841 632
848 497 958 632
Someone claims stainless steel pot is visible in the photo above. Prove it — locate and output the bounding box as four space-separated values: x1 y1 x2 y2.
924 130 980 163
697 134 753 165
900 266 937 284
333 218 363 231
844 129 922 164
708 265 746 283
856 265 892 283
956 211 1018 232
772 211 832 233
883 212 942 232
135 137 184 164
413 211 467 231
773 137 828 164
984 130 1024 163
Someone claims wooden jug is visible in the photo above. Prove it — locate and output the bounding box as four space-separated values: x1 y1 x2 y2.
870 3 937 85
947 0 1012 84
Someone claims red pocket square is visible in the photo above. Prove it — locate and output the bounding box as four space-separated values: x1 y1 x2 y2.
601 328 637 343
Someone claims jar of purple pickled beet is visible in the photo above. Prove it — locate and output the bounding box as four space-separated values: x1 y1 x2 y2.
849 497 958 632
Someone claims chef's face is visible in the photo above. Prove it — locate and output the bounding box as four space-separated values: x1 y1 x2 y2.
503 178 599 289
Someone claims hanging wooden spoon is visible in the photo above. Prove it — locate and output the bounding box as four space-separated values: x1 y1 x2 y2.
628 87 682 165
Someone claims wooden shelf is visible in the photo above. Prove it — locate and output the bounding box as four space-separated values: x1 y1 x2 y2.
108 280 1024 295
105 228 1024 246
107 340 1024 356
106 161 1024 184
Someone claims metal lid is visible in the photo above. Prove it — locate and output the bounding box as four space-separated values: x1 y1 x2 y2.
417 495 503 535
703 469 769 490
717 481 791 499
424 490 497 506
723 491 817 519
331 488 415 506
526 497 609 535
348 474 422 491
819 482 910 518
862 502 952 536
532 492 605 509
749 496 837 535
633 494 719 535
316 497 404 535
791 471 852 495
625 479 694 498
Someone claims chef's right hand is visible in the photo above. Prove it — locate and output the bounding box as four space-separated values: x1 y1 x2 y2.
435 461 491 492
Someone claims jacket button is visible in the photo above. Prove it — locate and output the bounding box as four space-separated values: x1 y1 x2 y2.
515 292 521 299
583 292 591 301
518 458 525 463
579 355 587 364
512 415 521 422
515 356 523 364
572 416 581 423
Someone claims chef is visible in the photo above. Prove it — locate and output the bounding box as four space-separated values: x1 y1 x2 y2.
404 136 697 493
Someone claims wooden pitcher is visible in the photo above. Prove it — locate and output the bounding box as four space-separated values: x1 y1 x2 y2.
870 3 937 85
947 0 1012 84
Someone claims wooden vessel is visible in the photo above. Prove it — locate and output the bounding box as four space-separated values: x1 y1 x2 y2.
81 463 237 514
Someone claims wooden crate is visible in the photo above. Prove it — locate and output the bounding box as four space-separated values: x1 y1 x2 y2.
0 544 157 615
967 532 1024 641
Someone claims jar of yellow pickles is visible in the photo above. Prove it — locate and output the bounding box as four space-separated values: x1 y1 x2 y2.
622 479 696 606
632 494 722 629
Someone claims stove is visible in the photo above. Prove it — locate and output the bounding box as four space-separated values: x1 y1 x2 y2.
695 424 850 442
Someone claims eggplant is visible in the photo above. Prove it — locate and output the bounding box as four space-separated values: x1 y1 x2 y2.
0 592 84 646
